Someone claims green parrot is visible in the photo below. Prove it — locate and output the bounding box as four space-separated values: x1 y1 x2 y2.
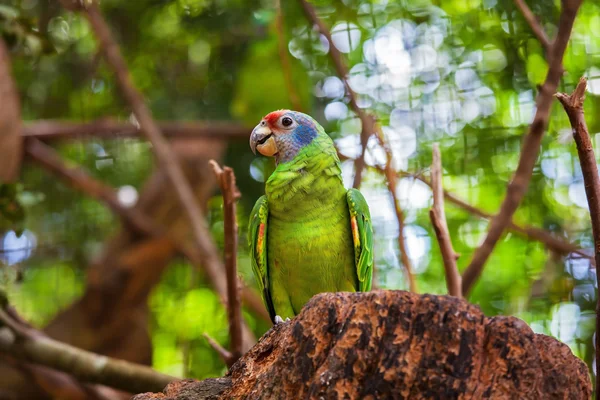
248 109 373 324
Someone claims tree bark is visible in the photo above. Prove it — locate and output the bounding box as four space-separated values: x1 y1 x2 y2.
133 290 590 399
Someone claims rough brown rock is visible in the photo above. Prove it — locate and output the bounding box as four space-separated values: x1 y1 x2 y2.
133 290 591 400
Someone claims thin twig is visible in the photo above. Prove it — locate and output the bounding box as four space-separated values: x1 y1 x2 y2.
513 0 552 54
297 0 373 189
0 305 176 393
461 0 583 296
555 77 600 397
376 128 417 292
429 144 461 297
209 160 243 367
22 119 249 142
203 333 233 366
59 2 235 322
275 0 303 111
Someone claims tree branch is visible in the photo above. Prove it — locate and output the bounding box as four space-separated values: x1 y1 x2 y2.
0 304 176 394
555 77 600 398
203 333 233 367
58 2 238 324
513 0 552 54
209 160 243 367
297 0 373 189
461 0 582 296
429 144 461 297
376 129 417 292
22 120 249 142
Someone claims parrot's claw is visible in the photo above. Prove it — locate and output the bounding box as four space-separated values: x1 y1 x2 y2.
274 315 291 325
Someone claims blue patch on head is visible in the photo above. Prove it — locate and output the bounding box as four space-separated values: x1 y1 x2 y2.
292 124 317 147
274 111 321 164
291 113 318 147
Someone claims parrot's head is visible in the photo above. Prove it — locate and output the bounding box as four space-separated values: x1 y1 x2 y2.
250 110 319 164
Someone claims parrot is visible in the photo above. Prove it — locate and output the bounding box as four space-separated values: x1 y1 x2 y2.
248 109 373 324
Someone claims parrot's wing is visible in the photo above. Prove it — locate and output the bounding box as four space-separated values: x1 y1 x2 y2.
347 188 374 292
248 195 276 323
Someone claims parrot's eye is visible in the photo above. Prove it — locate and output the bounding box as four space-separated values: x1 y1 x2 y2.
281 116 293 127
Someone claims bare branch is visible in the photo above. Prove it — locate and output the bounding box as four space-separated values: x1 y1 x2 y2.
275 0 303 112
376 129 417 292
461 0 583 296
0 305 176 394
297 0 373 189
209 160 243 367
429 144 461 297
22 120 249 142
555 77 600 395
203 333 233 366
58 2 239 325
513 0 552 53
0 38 23 183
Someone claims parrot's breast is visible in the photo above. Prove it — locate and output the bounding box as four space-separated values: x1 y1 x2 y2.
264 137 357 315
267 191 357 315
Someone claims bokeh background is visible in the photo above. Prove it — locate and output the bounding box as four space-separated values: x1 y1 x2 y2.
1 0 600 390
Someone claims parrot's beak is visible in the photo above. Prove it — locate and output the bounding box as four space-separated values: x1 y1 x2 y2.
250 125 278 157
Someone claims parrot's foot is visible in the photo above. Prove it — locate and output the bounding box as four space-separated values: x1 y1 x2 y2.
274 315 291 324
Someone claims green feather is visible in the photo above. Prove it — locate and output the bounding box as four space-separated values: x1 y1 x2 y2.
347 188 374 292
248 195 276 321
249 123 373 323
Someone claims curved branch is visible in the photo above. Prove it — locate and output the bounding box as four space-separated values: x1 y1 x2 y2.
461 0 583 296
297 0 373 189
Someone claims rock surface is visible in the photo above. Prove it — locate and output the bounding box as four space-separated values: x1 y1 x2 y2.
133 290 591 399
